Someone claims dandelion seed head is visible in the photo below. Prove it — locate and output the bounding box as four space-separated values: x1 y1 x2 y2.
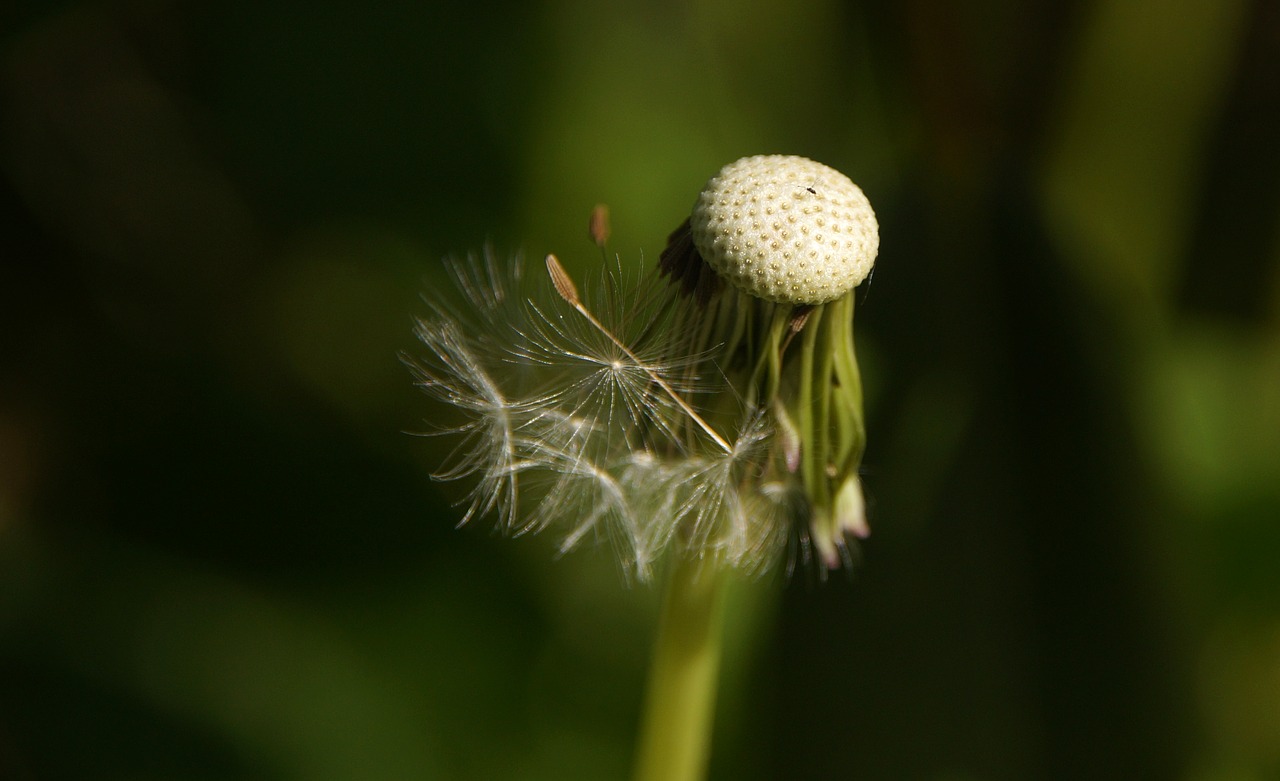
412 163 879 580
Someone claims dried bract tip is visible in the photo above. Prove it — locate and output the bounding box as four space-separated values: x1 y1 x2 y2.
835 475 869 539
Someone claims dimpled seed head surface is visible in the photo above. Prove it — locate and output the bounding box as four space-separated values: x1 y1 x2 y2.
690 155 879 304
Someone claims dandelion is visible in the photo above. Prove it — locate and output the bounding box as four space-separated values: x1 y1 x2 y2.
660 153 878 567
408 154 879 781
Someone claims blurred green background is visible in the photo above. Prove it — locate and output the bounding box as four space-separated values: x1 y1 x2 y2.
3 0 1279 779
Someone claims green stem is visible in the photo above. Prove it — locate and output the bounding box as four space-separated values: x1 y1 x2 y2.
798 304 824 504
632 556 729 781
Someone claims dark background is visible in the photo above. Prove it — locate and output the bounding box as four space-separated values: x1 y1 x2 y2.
3 1 1279 779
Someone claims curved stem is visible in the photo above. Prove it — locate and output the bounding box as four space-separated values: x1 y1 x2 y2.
632 556 729 781
830 294 865 472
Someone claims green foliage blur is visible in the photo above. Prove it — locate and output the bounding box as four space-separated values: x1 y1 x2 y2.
3 1 1279 779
